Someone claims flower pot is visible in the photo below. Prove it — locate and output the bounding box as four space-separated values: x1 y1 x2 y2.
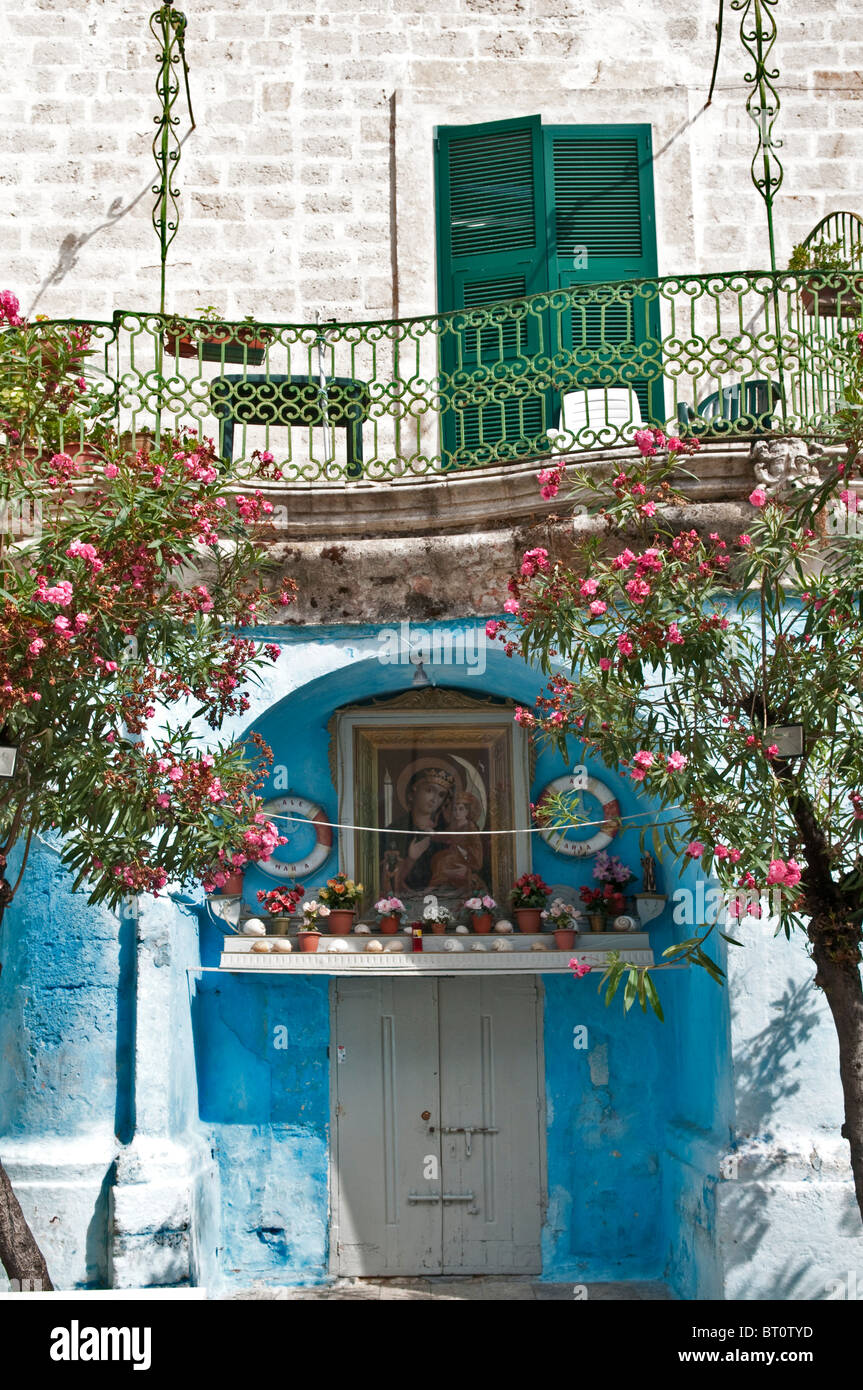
515 908 542 932
471 913 493 934
800 276 863 318
553 928 577 950
429 922 447 935
220 872 245 895
589 913 606 933
378 914 400 935
268 916 294 937
164 328 270 365
298 932 321 953
328 909 355 934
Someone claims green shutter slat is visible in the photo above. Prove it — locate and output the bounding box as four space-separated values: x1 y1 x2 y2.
552 137 643 258
449 128 537 258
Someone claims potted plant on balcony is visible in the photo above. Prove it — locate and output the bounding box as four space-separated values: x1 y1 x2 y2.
542 897 582 949
163 306 274 365
374 895 405 934
463 894 496 933
509 873 551 931
318 871 363 933
789 239 863 318
255 882 305 935
298 900 328 953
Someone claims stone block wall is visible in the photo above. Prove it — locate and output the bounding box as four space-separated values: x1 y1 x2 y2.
0 0 859 324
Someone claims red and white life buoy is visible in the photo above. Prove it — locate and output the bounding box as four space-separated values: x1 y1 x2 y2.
537 775 620 858
257 795 333 880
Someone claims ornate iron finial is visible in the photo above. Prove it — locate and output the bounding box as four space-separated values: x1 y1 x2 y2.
731 0 783 273
150 6 195 317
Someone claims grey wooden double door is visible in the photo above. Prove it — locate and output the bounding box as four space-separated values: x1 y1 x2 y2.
331 976 544 1276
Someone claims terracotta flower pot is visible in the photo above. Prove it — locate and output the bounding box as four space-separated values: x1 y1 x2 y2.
378 915 400 935
328 909 355 934
471 913 493 934
164 325 271 365
515 908 542 932
220 872 244 895
553 929 577 950
298 932 321 953
589 913 606 933
429 922 447 935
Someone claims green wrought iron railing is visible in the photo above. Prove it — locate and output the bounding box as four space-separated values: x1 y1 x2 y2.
15 270 863 483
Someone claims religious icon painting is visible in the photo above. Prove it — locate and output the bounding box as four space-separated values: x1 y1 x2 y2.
331 692 531 917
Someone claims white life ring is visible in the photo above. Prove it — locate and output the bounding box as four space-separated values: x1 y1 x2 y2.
538 775 620 859
257 795 333 880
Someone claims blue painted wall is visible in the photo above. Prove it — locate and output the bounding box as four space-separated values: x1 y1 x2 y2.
189 620 731 1291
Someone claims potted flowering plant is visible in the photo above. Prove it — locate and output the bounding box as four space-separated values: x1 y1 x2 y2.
464 894 496 933
509 873 551 931
542 897 582 949
256 883 305 935
318 871 364 933
163 306 274 365
789 239 863 318
423 901 454 935
374 895 405 934
298 900 329 952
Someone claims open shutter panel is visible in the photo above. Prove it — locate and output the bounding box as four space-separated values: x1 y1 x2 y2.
544 126 661 423
436 117 553 465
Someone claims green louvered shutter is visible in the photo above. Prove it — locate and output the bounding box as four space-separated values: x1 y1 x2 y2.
543 126 661 422
435 117 553 466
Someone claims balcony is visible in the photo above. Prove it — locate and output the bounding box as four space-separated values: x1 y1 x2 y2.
31 270 862 490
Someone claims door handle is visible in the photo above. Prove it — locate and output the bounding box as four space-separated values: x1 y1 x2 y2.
407 1192 476 1204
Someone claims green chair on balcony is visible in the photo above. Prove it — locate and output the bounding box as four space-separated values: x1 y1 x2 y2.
676 378 782 436
210 374 371 478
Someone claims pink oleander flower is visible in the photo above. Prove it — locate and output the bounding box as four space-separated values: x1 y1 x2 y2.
155 793 170 809
617 633 634 657
599 656 612 671
666 622 684 645
486 619 504 638
168 766 183 782
738 534 752 547
685 841 705 858
839 489 859 513
612 549 636 571
104 660 118 673
588 600 607 617
568 958 591 979
766 859 787 886
28 638 45 655
36 579 74 607
53 615 70 633
749 487 767 507
580 578 598 597
640 501 656 517
503 598 519 614
766 743 779 758
104 463 119 480
625 577 651 603
666 750 688 771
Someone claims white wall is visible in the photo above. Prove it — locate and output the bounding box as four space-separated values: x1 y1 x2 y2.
1 0 860 323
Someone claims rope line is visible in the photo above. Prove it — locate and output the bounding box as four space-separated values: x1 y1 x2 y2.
263 806 684 838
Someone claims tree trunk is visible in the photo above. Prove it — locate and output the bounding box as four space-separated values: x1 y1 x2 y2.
0 885 54 1290
810 927 863 1226
0 1156 54 1290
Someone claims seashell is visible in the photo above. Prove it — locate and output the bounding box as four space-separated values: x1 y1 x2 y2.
365 939 384 953
272 939 292 954
494 920 514 934
443 938 465 952
354 923 371 935
327 939 349 953
492 938 512 952
383 941 404 953
455 925 469 934
531 942 549 952
470 942 486 952
241 918 267 937
613 915 638 933
250 940 272 953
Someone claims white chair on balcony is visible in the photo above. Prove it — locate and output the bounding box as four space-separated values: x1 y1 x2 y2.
546 385 644 450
